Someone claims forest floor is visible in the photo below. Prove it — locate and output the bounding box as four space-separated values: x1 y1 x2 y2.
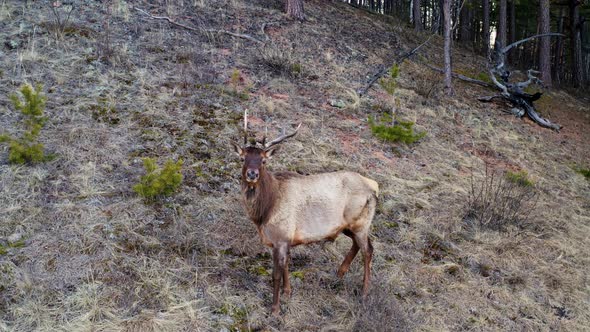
0 0 589 331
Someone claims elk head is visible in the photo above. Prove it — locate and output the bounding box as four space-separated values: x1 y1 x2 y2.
232 111 300 187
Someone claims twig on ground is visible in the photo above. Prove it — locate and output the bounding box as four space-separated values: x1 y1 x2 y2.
135 7 265 45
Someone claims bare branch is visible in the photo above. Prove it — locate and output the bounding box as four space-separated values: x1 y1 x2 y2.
135 7 265 45
207 29 265 45
358 33 436 96
477 94 504 102
515 69 543 89
421 62 496 88
451 0 467 31
135 7 199 31
488 69 509 95
501 33 564 54
519 100 561 131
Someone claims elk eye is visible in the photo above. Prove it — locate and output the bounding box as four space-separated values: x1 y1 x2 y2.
262 159 267 164
240 156 245 162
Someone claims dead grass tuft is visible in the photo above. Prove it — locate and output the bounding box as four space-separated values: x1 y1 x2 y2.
352 283 410 332
256 44 304 79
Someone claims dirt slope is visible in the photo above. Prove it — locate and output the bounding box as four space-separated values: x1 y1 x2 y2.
1 0 589 330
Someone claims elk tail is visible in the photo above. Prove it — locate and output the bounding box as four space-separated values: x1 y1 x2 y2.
360 176 379 198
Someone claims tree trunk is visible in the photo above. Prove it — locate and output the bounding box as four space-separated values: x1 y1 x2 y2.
570 0 583 87
508 0 516 63
474 14 481 48
538 0 551 87
286 0 304 21
438 0 444 34
422 0 427 28
498 0 507 47
459 0 470 42
413 0 422 31
443 0 453 94
553 8 565 85
482 0 490 54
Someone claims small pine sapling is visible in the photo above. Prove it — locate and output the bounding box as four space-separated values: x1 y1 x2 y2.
368 114 426 144
0 84 48 164
378 64 400 95
133 158 183 200
370 65 426 144
230 68 240 94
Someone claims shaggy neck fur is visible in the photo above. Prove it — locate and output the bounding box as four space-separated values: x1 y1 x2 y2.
242 168 279 228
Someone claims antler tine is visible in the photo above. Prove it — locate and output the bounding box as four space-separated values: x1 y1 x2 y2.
264 123 302 149
261 125 267 146
243 109 248 145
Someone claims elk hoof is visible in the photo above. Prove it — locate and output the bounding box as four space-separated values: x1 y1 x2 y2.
362 289 369 299
271 305 280 316
283 288 292 299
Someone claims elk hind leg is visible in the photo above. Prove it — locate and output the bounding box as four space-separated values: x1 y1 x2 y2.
354 232 373 298
337 229 360 278
355 196 376 297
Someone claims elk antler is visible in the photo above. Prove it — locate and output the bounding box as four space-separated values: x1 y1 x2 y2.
243 109 248 145
264 123 302 149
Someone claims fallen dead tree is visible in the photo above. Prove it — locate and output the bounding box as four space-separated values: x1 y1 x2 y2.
479 34 563 131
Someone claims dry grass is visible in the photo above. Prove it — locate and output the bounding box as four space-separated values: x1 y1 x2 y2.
0 0 589 331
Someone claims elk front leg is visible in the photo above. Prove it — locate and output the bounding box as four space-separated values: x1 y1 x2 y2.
283 248 292 298
271 244 288 315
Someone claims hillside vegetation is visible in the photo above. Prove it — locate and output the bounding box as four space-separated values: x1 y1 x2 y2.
0 0 589 331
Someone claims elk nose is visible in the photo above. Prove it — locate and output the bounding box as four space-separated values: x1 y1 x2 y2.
246 169 259 181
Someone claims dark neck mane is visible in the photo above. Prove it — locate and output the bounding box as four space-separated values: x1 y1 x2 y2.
242 169 278 227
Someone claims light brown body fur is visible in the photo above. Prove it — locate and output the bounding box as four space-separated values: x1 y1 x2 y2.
252 171 378 248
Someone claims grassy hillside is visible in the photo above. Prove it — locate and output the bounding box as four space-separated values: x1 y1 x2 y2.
1 0 589 330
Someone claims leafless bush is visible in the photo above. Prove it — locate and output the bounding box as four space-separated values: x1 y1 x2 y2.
465 165 538 232
48 1 76 40
353 284 409 332
256 45 303 78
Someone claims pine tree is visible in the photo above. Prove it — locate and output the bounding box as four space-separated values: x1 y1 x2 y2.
286 0 305 21
538 0 552 87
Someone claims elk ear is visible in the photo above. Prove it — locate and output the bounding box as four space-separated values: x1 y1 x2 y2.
231 142 243 157
264 145 280 159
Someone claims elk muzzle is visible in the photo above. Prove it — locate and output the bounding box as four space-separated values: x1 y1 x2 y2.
246 168 260 182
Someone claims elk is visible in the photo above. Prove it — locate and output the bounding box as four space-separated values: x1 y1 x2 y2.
231 111 379 315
